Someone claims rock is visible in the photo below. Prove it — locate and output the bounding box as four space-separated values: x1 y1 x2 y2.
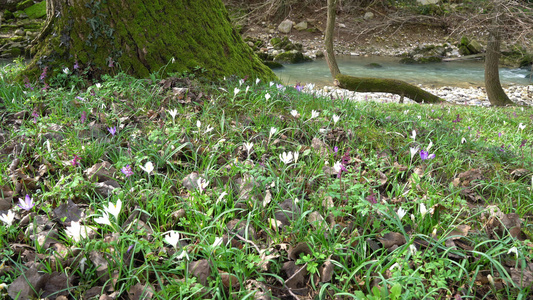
467 40 483 54
363 12 374 20
338 23 346 28
315 50 324 58
263 61 283 69
365 63 383 69
15 0 32 11
274 50 311 64
24 1 46 19
0 0 23 12
417 0 439 4
14 29 24 36
278 19 293 33
294 21 307 31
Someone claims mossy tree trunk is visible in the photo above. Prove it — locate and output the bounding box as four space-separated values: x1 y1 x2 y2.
484 1 513 106
324 0 442 104
22 0 276 82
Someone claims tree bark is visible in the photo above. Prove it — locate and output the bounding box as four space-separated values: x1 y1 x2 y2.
324 0 442 104
484 1 513 106
325 0 340 79
21 0 276 82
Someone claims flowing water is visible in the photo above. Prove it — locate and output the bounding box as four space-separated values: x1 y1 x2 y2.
274 56 532 88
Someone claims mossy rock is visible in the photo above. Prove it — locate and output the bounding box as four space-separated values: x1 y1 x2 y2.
16 0 33 11
365 63 383 69
9 47 23 57
519 54 533 68
399 57 417 64
13 11 28 19
24 1 46 19
271 36 301 51
263 61 283 69
417 56 442 63
255 51 273 61
3 9 14 20
459 45 471 56
273 50 311 64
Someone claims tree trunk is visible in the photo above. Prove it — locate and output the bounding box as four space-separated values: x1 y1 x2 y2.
325 0 340 79
21 0 276 82
324 0 442 104
485 2 513 106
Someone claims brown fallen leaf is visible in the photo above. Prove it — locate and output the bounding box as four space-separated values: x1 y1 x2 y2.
188 259 211 286
377 232 406 249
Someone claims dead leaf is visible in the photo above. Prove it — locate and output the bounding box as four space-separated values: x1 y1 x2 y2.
318 259 334 282
188 259 211 286
84 161 117 182
376 232 406 249
94 180 121 198
53 199 84 224
282 261 308 289
288 243 312 261
311 137 330 156
510 265 533 288
128 282 155 300
274 198 301 228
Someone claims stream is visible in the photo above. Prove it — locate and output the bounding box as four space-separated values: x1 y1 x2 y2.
274 56 532 88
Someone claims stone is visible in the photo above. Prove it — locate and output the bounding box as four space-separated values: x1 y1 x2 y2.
467 40 483 54
294 21 307 31
363 12 374 20
278 19 293 34
417 0 439 4
14 29 24 36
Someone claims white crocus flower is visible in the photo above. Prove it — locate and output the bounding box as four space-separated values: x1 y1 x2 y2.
397 207 407 220
265 93 271 101
168 109 178 123
205 125 214 134
409 244 417 255
197 178 209 193
461 137 467 144
279 152 294 164
427 140 433 151
63 67 69 74
95 83 102 89
239 79 244 86
420 203 427 217
256 78 260 85
234 88 240 95
216 191 228 204
293 151 299 163
213 237 223 248
245 86 250 94
311 110 319 119
164 231 181 248
104 199 122 220
508 246 519 259
139 161 154 175
334 161 343 172
410 146 420 159
94 211 112 226
0 210 15 226
332 114 340 125
269 127 278 138
196 120 201 129
290 110 298 118
519 123 526 130
410 130 416 141
244 142 253 153
65 221 92 242
269 81 274 87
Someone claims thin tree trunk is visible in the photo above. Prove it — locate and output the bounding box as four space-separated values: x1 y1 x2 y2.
485 2 513 106
325 0 340 79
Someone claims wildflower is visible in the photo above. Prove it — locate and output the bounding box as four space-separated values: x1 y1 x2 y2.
80 111 87 124
244 142 253 153
18 194 34 211
420 203 427 217
333 161 343 173
40 66 48 81
139 161 154 175
427 140 433 151
164 231 181 248
269 127 278 138
293 151 299 163
42 83 49 91
245 85 250 94
63 67 69 74
332 114 340 125
498 132 502 138
333 146 339 156
72 154 81 166
269 81 275 87
279 152 294 164
95 83 102 89
420 150 435 160
31 110 39 123
65 221 92 242
409 244 417 255
213 237 223 248
74 61 79 69
256 78 260 85
295 83 303 92
410 130 416 141
452 114 462 123
365 189 377 204
276 83 284 89
519 123 526 130
397 207 407 220
24 77 33 90
121 165 134 177
265 93 271 101
196 120 201 129
205 125 214 134
305 83 315 90
310 110 319 119
290 110 298 117
0 210 15 226
216 191 228 204
461 137 467 144
103 199 122 220
239 79 244 86
108 57 114 68
508 246 519 259
234 88 240 95
409 146 420 159
197 178 209 193
107 126 117 136
94 211 112 226
168 109 178 123
520 139 527 148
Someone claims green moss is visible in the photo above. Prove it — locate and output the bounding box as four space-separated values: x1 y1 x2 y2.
399 57 417 64
9 47 22 57
263 61 283 69
365 63 383 69
274 51 311 64
20 0 277 83
24 1 46 19
417 56 442 63
3 10 14 20
16 0 33 11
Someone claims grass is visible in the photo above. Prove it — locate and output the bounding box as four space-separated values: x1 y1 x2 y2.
0 59 532 299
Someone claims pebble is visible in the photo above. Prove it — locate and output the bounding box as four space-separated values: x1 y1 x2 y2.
301 84 533 107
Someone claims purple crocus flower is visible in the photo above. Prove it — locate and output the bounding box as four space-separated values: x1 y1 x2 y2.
420 150 435 160
108 126 117 136
31 110 39 123
333 146 339 156
74 61 79 70
18 194 35 211
72 154 81 166
121 165 134 177
295 83 303 92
